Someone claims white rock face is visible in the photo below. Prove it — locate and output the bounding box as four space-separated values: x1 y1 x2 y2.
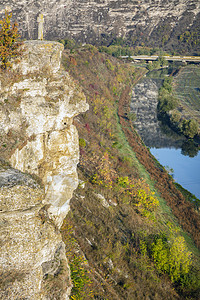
14 41 64 75
0 166 71 299
0 0 199 49
0 41 88 299
0 40 89 227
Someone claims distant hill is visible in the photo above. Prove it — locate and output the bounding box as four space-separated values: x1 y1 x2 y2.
1 0 200 54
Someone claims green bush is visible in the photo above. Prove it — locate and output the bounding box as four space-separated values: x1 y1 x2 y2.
70 255 92 299
127 112 137 122
151 235 192 283
180 119 199 138
158 91 178 113
162 77 173 92
0 10 24 69
105 59 115 71
79 138 86 148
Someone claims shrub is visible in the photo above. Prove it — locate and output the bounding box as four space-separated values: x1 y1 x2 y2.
162 77 173 92
135 188 159 217
70 255 92 299
158 93 178 113
151 235 192 283
0 10 23 69
181 119 199 139
79 138 86 148
105 59 115 71
127 111 137 122
61 220 93 300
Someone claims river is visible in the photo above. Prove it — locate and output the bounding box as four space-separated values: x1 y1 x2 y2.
131 73 200 199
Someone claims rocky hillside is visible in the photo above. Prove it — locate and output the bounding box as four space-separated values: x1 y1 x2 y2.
60 45 200 299
0 40 200 299
0 0 200 54
0 41 88 299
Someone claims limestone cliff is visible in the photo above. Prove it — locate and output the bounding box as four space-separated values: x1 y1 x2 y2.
0 0 200 52
0 41 88 299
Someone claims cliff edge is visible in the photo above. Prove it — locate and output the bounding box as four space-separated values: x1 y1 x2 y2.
0 1 200 53
0 41 88 299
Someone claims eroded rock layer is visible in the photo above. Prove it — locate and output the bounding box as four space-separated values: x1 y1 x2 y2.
0 164 71 299
0 0 199 50
0 41 88 299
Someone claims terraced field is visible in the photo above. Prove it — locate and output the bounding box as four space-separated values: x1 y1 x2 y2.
173 65 200 123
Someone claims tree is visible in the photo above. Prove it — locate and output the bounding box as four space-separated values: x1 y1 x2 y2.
170 110 181 123
0 10 23 69
181 119 199 139
181 140 199 158
158 93 178 113
151 235 191 283
162 77 173 92
158 56 168 67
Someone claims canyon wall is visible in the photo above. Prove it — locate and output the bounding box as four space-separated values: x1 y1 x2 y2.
0 41 88 299
0 0 199 50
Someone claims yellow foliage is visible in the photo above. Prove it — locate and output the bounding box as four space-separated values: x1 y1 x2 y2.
151 235 192 282
0 10 23 69
136 188 159 214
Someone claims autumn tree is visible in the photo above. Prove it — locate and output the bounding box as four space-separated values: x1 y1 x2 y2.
151 235 192 283
0 10 23 69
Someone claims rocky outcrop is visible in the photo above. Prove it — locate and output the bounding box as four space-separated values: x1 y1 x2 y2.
0 163 71 299
0 41 88 299
0 0 199 51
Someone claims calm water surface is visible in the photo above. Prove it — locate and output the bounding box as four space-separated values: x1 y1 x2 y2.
131 69 200 200
151 148 200 199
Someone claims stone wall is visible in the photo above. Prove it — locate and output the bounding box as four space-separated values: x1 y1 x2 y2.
0 0 199 48
0 41 88 299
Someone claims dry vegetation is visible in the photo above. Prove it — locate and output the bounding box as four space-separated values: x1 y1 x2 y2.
60 45 200 299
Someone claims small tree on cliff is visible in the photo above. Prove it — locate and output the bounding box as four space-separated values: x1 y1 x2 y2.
0 10 23 69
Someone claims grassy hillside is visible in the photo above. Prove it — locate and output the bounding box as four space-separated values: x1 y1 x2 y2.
173 65 200 125
60 45 200 299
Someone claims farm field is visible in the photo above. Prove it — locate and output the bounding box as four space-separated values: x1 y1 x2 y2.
173 65 200 124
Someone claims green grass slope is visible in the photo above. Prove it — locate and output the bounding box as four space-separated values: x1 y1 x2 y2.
60 45 200 300
173 65 200 124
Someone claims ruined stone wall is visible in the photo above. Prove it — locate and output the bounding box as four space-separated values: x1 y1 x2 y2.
0 41 88 299
0 0 199 46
